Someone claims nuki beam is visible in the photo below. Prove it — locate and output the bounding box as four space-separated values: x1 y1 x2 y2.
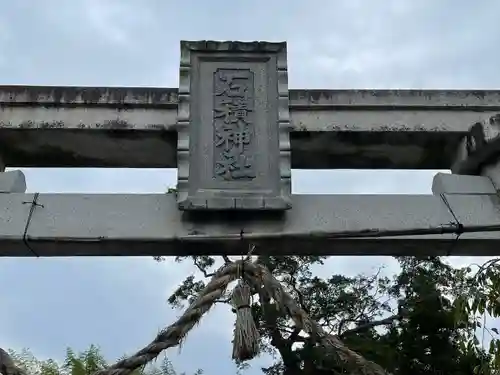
0 173 499 257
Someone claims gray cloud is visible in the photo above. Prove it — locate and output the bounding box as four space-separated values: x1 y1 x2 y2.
2 0 500 88
1 0 499 374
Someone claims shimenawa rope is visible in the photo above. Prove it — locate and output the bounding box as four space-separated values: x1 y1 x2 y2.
1 259 390 375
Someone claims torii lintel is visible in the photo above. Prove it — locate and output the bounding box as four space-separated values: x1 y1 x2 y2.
1 40 500 256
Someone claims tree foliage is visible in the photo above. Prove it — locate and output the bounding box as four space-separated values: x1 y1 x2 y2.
6 346 201 375
165 255 498 375
453 258 500 374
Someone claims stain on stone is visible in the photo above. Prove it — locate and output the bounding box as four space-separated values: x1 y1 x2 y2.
4 86 500 109
188 229 204 236
79 88 102 104
471 91 487 100
40 121 65 129
19 121 35 129
0 120 175 131
103 120 132 129
5 120 70 129
0 86 179 107
144 124 168 130
490 113 500 126
58 87 78 103
52 87 65 103
26 87 44 103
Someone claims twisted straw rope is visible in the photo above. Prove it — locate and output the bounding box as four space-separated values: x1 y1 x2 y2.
242 262 391 375
94 263 241 375
1 259 389 375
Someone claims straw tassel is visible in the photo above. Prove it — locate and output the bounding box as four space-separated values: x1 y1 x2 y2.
231 279 260 361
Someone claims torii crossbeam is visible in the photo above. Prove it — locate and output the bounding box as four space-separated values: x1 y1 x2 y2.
1 40 500 257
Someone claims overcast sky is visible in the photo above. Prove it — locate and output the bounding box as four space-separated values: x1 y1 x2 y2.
1 1 500 375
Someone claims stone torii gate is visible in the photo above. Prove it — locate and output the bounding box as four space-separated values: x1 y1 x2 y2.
1 40 500 257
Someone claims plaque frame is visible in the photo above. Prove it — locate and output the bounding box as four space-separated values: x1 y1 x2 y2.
176 41 292 211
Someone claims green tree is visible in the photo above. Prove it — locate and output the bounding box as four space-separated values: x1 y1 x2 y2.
166 255 493 375
376 257 491 374
5 346 201 375
453 258 500 374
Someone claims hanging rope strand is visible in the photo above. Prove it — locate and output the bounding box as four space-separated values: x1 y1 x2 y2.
231 279 260 361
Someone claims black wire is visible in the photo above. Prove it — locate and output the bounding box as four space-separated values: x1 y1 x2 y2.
440 193 464 256
184 222 500 242
440 193 464 235
21 192 43 257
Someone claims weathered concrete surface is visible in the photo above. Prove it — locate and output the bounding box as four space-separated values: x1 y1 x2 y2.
452 114 500 173
450 114 500 194
432 173 497 195
2 191 500 257
0 170 26 193
2 86 500 169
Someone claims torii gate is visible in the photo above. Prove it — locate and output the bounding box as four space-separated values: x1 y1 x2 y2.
1 40 500 257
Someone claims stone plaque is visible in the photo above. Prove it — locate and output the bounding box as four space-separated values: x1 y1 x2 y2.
176 41 292 211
